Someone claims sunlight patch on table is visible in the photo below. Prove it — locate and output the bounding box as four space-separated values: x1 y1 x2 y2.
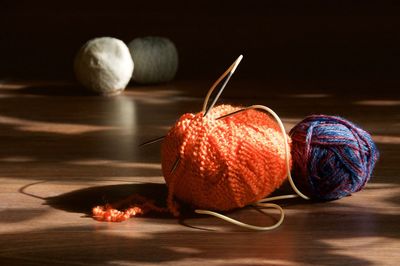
0 115 116 134
111 258 298 266
67 160 161 169
321 237 398 265
355 100 400 106
372 135 400 144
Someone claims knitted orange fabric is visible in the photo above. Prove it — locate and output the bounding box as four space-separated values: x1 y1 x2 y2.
162 105 290 214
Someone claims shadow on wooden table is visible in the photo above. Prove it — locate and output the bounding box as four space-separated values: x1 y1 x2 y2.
45 183 170 217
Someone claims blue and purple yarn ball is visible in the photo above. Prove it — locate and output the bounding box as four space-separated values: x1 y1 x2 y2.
290 115 379 201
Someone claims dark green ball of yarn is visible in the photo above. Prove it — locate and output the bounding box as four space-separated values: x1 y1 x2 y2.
128 36 178 84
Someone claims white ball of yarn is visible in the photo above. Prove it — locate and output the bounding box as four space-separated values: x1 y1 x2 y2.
128 36 178 84
74 37 134 96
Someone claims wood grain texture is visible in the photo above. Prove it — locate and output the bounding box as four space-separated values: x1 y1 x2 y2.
0 80 399 265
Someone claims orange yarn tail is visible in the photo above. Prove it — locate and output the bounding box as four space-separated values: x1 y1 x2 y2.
92 194 169 222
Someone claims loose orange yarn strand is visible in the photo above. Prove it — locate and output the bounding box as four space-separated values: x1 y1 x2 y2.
92 194 169 222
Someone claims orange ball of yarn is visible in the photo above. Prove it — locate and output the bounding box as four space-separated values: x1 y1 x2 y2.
161 105 290 212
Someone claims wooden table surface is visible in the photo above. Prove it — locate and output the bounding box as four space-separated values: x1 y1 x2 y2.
0 79 398 265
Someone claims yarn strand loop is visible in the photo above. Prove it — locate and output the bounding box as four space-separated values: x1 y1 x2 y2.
195 202 284 231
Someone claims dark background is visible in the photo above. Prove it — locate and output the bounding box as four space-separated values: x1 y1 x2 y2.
1 1 400 85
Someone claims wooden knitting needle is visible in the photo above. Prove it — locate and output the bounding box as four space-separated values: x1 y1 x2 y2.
138 135 166 147
202 55 243 117
139 55 244 148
